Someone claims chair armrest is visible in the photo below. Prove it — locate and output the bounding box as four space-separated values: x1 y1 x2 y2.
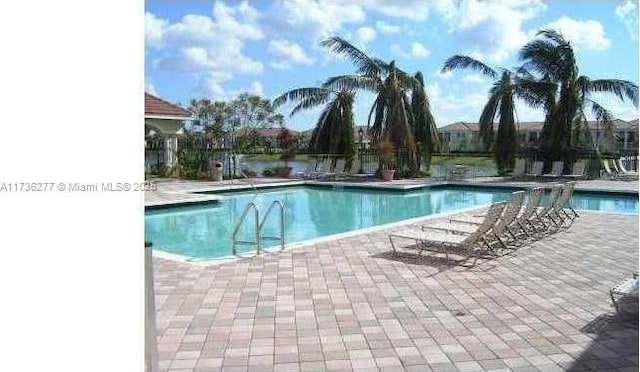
449 219 481 225
420 225 471 235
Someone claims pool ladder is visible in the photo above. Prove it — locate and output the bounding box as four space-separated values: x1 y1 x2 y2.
231 200 285 255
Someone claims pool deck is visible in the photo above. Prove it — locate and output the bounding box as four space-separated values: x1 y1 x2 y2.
151 208 639 371
145 177 638 207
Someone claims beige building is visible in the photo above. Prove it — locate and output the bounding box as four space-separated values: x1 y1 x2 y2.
439 119 638 153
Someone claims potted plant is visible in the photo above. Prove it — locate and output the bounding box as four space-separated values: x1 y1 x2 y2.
378 140 396 181
277 128 296 178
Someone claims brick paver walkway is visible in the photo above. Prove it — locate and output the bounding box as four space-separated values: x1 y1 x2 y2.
152 211 638 372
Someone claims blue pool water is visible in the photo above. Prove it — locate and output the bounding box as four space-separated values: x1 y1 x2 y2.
145 185 638 260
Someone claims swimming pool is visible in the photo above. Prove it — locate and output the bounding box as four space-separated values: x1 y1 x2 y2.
145 185 638 260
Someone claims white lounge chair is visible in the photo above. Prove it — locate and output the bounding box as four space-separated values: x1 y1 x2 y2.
541 161 564 179
449 191 525 249
533 184 563 231
564 161 586 180
389 201 507 264
618 159 638 175
509 158 526 179
514 187 544 238
524 161 544 179
550 181 579 226
602 159 633 181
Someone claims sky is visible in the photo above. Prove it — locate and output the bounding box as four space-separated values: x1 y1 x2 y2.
145 0 640 131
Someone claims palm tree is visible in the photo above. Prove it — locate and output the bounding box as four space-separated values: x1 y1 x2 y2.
411 71 440 171
441 56 519 173
320 37 423 172
519 29 638 162
273 86 355 160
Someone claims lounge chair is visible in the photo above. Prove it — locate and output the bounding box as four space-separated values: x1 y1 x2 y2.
564 161 586 180
551 181 579 225
331 159 347 179
618 158 638 176
524 161 544 179
297 162 317 179
617 159 639 179
449 191 525 249
346 160 374 178
532 184 563 231
602 159 633 181
513 187 544 238
313 158 335 179
509 158 526 179
389 201 507 264
541 161 564 179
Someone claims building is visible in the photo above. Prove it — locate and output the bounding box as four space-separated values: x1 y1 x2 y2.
438 119 639 153
144 92 193 173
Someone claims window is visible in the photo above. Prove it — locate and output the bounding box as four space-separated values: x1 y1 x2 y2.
627 131 636 143
456 132 462 139
528 131 538 142
444 133 451 141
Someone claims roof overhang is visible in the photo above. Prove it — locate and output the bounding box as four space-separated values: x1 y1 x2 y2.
145 114 193 121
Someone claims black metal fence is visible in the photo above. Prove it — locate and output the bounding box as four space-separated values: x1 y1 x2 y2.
518 146 639 178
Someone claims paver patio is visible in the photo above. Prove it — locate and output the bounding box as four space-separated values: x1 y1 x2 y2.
151 209 639 372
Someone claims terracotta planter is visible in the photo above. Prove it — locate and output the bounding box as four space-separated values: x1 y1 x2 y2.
381 169 395 181
278 167 292 178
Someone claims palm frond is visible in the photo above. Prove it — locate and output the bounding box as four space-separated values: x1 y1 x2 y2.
272 87 329 108
441 55 497 78
323 74 379 93
589 79 639 105
320 36 381 76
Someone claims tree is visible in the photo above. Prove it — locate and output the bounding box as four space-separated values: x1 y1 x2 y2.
411 71 440 171
519 29 638 162
273 86 355 160
320 37 421 172
187 99 227 142
441 55 519 173
227 93 284 131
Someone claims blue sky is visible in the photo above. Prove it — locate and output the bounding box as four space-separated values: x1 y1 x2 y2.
145 0 639 131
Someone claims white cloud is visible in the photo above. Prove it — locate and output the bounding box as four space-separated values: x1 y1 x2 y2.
145 13 167 48
540 17 610 51
461 74 487 83
375 21 401 34
145 81 157 95
616 0 638 41
391 42 430 59
249 81 264 96
266 0 365 39
444 0 547 62
145 1 264 97
355 27 377 46
434 69 453 80
411 42 430 58
365 0 432 21
268 39 314 69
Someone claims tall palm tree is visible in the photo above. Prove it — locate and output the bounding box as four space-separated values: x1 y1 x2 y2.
411 71 440 171
441 56 519 173
519 29 638 161
273 86 355 159
320 37 422 172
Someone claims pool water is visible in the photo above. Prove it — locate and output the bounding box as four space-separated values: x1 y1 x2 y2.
145 185 638 260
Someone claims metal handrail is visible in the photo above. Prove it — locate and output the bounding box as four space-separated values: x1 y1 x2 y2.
258 200 285 251
231 202 260 255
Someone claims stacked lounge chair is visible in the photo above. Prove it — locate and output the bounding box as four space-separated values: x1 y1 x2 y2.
524 161 544 179
541 161 564 179
388 182 580 265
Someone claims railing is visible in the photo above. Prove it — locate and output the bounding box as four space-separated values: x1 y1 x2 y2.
258 200 285 251
231 202 260 255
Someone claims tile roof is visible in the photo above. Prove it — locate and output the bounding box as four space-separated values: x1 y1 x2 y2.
145 92 192 118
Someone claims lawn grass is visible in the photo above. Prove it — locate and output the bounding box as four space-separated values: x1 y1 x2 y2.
431 155 496 168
